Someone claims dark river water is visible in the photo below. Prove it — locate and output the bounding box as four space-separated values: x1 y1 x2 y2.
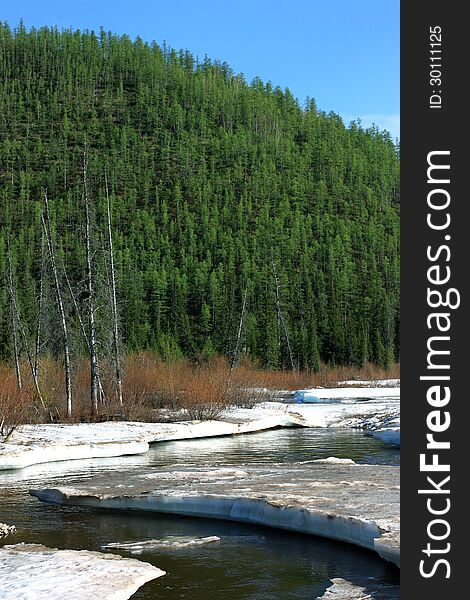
0 428 400 599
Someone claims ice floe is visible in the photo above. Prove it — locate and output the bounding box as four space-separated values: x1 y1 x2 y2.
318 578 372 598
369 428 400 447
0 543 165 600
0 523 16 538
30 461 400 567
102 536 220 554
318 576 400 599
373 531 400 566
311 457 356 464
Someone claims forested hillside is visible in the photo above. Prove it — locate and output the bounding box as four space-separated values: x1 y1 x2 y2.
0 22 400 371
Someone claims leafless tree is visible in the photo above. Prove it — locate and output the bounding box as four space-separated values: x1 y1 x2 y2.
230 285 248 371
34 232 46 382
64 267 107 405
272 260 295 371
83 154 99 414
7 243 22 390
105 170 123 405
42 191 72 417
7 238 46 409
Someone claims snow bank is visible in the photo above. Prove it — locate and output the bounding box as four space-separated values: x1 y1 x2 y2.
0 543 165 600
257 399 399 429
0 415 287 471
30 461 400 567
294 387 400 402
0 390 399 471
336 379 400 388
0 440 149 471
374 531 400 566
248 398 401 447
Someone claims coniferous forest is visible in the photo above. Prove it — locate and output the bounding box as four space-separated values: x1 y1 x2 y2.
0 22 400 375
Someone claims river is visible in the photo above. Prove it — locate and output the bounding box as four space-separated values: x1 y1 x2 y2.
0 428 400 599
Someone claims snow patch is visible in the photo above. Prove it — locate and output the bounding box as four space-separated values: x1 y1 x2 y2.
0 543 165 600
336 379 400 388
294 387 400 402
311 457 356 465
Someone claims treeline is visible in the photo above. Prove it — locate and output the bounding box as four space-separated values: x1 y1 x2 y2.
0 22 400 377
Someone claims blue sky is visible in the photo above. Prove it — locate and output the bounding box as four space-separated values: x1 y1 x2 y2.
1 0 399 139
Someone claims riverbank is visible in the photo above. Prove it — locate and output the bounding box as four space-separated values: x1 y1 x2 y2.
0 387 399 470
0 413 289 470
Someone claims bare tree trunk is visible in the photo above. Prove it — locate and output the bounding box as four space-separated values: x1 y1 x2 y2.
65 271 89 352
105 171 123 405
42 192 72 417
10 299 22 389
34 234 45 382
230 286 248 371
7 239 46 409
272 261 295 371
83 157 99 415
64 269 107 405
12 303 46 411
7 250 22 390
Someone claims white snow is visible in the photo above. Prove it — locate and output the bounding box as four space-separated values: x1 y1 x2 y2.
102 536 220 554
0 543 165 600
294 387 400 402
0 439 149 471
311 457 356 464
257 399 399 429
336 379 400 388
251 397 401 447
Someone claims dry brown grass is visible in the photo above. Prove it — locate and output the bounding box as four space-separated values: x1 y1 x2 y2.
0 353 400 425
121 354 231 420
0 364 36 439
229 357 400 392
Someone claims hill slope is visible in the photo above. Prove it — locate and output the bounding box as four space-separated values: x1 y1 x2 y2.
0 23 400 369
